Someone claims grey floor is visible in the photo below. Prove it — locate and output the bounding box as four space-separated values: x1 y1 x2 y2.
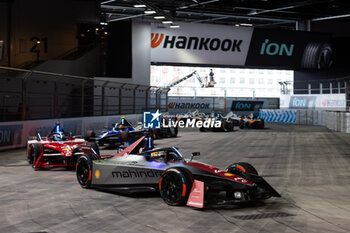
0 123 350 233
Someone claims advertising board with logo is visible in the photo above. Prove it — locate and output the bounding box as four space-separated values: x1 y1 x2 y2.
0 124 23 147
167 98 212 114
280 94 346 110
151 22 253 66
231 101 264 112
150 22 331 69
245 28 332 69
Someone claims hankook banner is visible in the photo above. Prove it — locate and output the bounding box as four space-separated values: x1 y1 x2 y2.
167 98 212 114
151 22 253 66
150 22 331 69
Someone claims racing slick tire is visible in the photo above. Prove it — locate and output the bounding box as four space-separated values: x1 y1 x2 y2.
227 122 234 132
226 162 258 179
76 154 101 188
239 120 245 129
259 119 265 129
29 143 43 168
121 130 130 141
159 168 193 206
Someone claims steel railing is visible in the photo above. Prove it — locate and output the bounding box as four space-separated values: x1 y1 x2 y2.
0 66 169 121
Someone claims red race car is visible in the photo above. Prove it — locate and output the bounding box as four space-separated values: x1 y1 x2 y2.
27 122 98 169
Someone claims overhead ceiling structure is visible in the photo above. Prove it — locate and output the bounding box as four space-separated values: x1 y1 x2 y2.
100 0 350 30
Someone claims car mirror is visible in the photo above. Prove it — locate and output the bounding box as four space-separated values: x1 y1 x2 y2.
37 132 42 141
189 152 200 162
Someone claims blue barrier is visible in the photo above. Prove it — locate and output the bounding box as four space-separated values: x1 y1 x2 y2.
260 109 296 123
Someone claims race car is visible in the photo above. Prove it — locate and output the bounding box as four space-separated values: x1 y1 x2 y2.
223 111 241 126
176 110 207 123
88 117 146 147
76 136 280 208
91 117 176 146
27 121 98 169
199 113 234 132
239 115 265 129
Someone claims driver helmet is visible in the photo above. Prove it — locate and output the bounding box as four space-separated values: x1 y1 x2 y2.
150 151 163 162
53 132 63 141
53 121 64 133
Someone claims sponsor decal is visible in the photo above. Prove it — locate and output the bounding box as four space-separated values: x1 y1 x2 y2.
143 110 161 129
151 33 243 52
151 33 164 48
289 96 316 109
224 172 234 177
0 124 23 147
322 98 345 107
260 39 294 57
231 101 264 111
187 180 204 208
112 169 163 178
151 22 252 66
234 177 248 183
167 102 210 110
95 169 100 179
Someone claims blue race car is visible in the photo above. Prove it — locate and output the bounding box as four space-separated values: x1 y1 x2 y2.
93 117 148 147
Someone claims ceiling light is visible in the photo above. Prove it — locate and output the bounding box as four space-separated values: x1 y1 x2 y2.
162 21 173 24
154 16 165 19
240 23 253 27
100 22 108 25
134 4 146 8
101 0 116 4
144 10 156 14
170 25 180 28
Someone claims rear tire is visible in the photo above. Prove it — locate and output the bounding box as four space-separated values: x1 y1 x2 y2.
159 168 193 206
227 122 234 132
259 119 265 129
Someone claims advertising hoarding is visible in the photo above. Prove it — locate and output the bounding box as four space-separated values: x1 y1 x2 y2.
150 22 331 69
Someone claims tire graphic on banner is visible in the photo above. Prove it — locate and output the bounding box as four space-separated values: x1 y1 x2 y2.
301 42 333 69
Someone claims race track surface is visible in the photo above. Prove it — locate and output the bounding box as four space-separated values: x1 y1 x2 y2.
1 123 350 233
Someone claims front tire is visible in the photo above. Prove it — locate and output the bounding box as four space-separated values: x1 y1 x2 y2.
29 143 43 168
226 162 258 179
76 154 101 188
159 168 193 206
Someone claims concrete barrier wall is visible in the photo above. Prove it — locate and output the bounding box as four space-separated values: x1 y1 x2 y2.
0 114 142 151
261 109 350 133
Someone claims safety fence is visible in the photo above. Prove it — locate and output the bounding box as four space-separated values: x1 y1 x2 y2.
261 109 350 133
293 77 349 95
0 114 142 150
0 66 169 122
